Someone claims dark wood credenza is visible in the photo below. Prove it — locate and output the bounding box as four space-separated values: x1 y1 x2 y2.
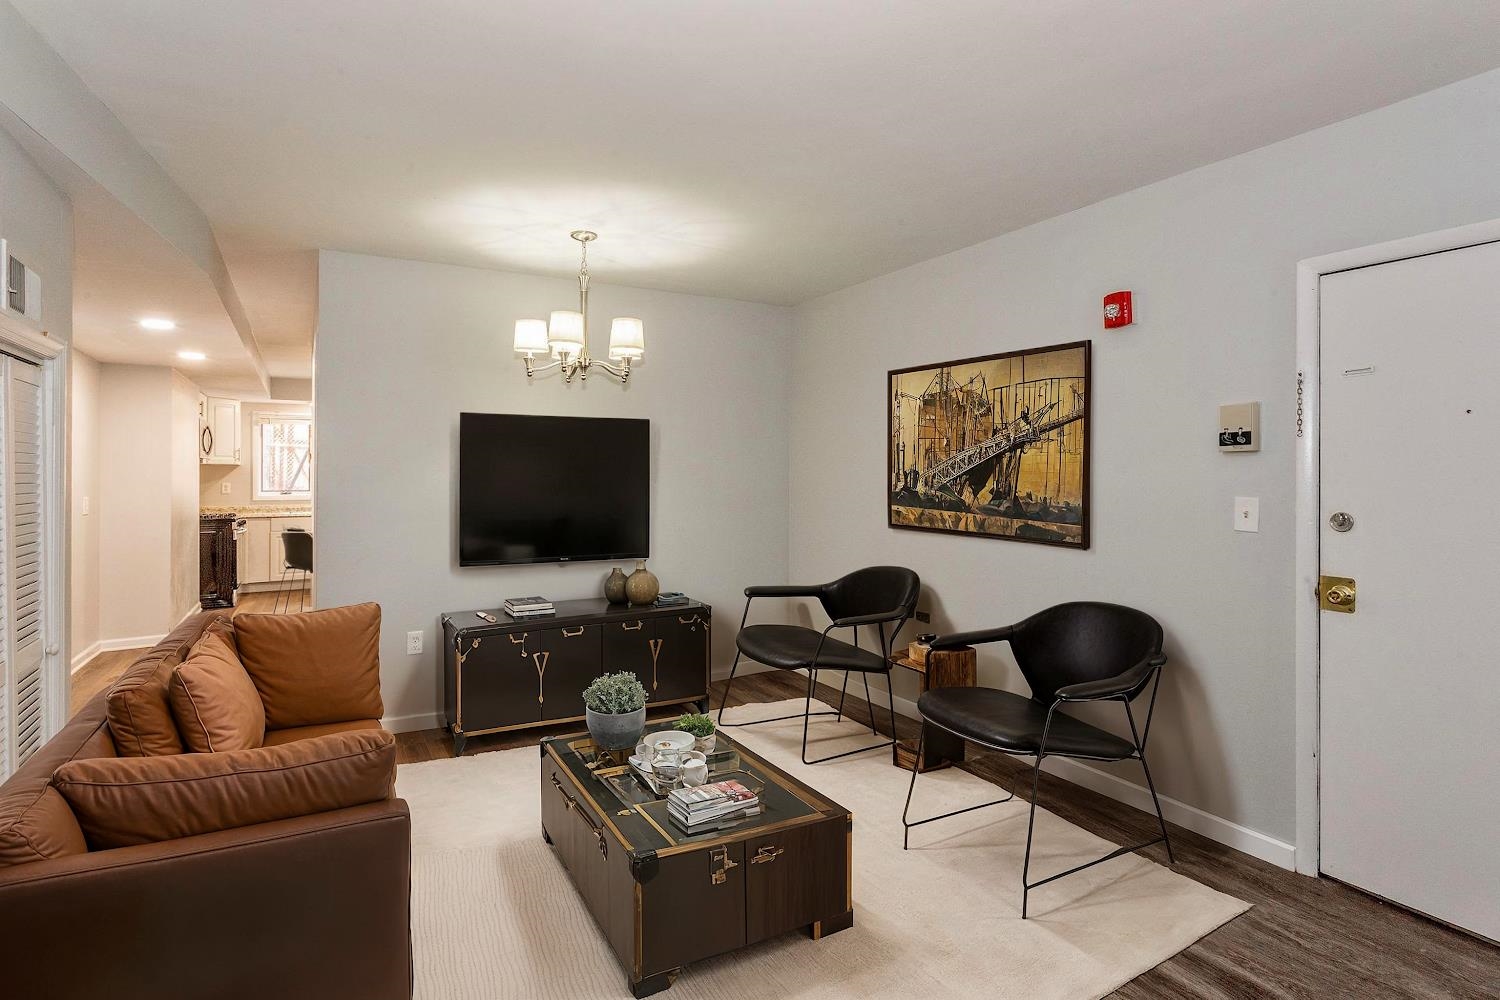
441 598 712 755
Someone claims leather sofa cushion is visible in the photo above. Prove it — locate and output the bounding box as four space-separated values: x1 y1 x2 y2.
169 627 266 753
105 612 228 757
107 651 187 756
0 787 87 866
51 729 397 850
0 701 117 867
233 603 384 729
263 719 384 747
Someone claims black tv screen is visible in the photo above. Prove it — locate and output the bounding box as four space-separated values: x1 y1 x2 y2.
458 413 650 566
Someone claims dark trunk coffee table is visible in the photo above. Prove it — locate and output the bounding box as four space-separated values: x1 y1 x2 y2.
540 729 853 997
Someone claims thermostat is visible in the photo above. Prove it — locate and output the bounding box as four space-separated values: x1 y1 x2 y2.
1218 402 1260 452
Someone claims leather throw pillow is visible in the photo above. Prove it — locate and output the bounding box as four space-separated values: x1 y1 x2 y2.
232 603 384 729
169 627 266 753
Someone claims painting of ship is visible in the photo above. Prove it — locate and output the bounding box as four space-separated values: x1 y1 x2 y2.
888 341 1090 547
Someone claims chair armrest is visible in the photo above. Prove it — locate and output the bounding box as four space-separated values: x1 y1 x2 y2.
929 625 1015 649
745 584 826 598
1054 653 1167 702
0 800 411 1000
831 607 910 628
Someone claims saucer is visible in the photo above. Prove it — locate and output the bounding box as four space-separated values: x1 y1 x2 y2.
644 730 695 752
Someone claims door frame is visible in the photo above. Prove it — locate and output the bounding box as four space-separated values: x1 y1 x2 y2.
1293 216 1500 876
0 310 68 750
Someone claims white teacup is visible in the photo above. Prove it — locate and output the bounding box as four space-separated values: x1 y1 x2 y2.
681 752 709 787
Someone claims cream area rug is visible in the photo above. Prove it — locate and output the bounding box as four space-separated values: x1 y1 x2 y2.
397 699 1248 1000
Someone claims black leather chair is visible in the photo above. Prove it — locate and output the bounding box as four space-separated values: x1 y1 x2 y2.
901 601 1173 917
718 566 920 764
275 527 314 614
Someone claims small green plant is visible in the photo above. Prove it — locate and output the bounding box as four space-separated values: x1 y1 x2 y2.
675 712 715 738
583 671 647 715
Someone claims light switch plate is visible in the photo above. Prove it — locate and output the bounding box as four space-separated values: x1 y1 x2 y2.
81 496 90 516
1234 496 1260 532
406 630 424 655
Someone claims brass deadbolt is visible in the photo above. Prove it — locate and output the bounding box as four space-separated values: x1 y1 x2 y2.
1318 575 1356 614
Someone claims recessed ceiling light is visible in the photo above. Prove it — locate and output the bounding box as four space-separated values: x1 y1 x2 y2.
177 350 206 361
139 317 176 331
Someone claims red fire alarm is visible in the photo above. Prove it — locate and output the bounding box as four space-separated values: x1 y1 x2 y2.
1103 290 1133 329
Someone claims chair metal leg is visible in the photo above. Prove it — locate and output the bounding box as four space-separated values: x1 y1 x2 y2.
273 566 292 613
1126 701 1174 863
901 717 1014 849
1019 697 1174 918
863 672 877 734
716 651 742 726
835 670 851 722
297 571 307 612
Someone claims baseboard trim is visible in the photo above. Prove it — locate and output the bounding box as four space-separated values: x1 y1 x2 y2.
384 711 444 735
70 641 104 674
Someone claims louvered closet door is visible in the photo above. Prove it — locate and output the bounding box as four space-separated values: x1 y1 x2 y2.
0 356 45 776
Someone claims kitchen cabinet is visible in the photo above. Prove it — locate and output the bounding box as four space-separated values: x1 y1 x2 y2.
238 517 273 584
200 395 241 465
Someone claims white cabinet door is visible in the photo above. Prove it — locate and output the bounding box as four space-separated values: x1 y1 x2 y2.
202 397 241 465
240 518 272 584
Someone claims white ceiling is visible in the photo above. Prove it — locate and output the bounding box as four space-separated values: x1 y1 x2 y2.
14 0 1500 369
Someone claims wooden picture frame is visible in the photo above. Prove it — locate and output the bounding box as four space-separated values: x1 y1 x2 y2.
888 340 1090 549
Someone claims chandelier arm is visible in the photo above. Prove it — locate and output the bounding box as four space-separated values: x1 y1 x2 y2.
524 356 563 379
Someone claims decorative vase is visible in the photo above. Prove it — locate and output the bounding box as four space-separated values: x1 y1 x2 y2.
624 560 660 605
603 566 628 604
694 733 716 755
586 706 646 751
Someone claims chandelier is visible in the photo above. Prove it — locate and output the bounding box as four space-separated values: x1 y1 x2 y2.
513 230 643 383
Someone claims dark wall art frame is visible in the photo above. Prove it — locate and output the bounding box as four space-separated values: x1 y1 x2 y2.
887 340 1091 549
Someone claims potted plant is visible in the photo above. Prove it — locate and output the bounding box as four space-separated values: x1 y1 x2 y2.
676 712 716 754
583 672 648 751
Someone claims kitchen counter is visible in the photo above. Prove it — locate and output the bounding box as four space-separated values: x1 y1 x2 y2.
201 504 313 517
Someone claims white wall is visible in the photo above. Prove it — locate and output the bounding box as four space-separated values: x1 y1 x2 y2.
68 350 99 664
315 251 794 729
168 370 201 622
96 365 201 641
789 68 1500 851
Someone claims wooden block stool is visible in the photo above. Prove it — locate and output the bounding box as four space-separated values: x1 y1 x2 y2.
890 644 976 772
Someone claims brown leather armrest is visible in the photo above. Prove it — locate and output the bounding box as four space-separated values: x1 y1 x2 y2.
0 800 412 999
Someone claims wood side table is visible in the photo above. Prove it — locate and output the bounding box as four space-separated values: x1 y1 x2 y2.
890 644 977 772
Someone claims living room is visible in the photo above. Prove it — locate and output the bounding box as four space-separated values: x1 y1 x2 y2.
0 3 1498 998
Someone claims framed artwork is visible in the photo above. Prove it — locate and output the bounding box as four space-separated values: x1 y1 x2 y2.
888 340 1090 548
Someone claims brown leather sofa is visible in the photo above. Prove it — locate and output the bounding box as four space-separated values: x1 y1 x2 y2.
0 608 412 999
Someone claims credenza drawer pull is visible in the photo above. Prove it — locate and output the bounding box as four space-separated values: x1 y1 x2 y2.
509 633 527 644
622 621 644 631
551 773 608 859
751 845 784 864
562 626 586 637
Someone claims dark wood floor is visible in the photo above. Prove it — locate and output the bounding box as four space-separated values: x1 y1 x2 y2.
398 671 1500 1000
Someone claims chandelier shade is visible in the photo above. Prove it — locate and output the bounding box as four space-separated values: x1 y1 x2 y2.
608 317 645 360
547 310 585 357
513 318 549 355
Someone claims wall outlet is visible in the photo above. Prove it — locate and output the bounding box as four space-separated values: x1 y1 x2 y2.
914 609 931 623
220 481 232 495
406 630 424 655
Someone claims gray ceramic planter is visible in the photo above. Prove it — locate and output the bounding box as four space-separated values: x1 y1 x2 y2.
587 706 646 751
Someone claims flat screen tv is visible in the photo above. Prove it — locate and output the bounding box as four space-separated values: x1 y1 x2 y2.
458 413 649 566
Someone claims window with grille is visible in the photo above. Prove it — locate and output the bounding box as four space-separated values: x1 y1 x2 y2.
253 413 312 500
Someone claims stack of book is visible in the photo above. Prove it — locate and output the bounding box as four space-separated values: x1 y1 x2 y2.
503 596 554 619
653 592 689 608
667 779 761 833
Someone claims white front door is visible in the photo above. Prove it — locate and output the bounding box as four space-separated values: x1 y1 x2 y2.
1318 239 1500 940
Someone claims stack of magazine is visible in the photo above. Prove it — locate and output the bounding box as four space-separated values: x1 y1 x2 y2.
667 779 761 833
503 596 554 619
653 592 689 608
